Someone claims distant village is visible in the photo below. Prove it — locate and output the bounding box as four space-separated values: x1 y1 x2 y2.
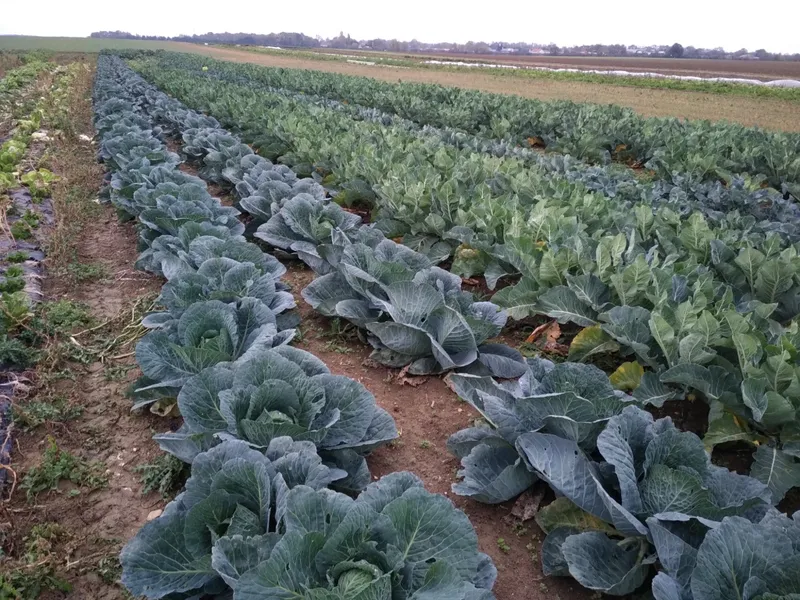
90 31 800 61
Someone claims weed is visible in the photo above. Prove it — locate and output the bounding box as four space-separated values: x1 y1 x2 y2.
497 537 511 553
21 436 108 500
0 566 72 598
66 261 107 283
322 317 357 341
43 64 105 276
80 424 113 453
103 362 134 381
526 542 538 563
12 397 83 429
419 440 432 449
134 453 188 499
39 299 93 334
324 340 353 354
96 555 122 585
519 342 568 362
0 521 72 598
24 522 67 562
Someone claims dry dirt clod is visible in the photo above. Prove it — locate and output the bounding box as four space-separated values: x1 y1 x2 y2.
146 509 163 521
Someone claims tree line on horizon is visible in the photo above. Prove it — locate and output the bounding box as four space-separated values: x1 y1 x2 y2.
89 31 800 62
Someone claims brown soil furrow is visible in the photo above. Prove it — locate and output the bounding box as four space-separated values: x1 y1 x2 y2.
283 263 590 600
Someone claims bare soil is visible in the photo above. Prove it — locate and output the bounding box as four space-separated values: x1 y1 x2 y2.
2 207 164 599
322 48 800 81
184 44 800 132
283 264 591 600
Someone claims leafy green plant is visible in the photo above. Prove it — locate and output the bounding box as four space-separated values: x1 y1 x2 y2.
519 406 774 596
136 183 244 249
0 334 38 367
21 210 40 228
121 440 496 600
650 511 800 600
20 168 58 200
154 345 397 491
302 236 525 376
149 256 295 324
4 265 23 278
255 193 362 274
6 250 29 263
9 220 31 240
120 439 349 598
0 276 25 294
447 357 632 504
132 298 295 408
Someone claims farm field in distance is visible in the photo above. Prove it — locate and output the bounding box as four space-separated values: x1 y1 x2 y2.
317 47 800 80
2 37 800 600
0 35 192 53
194 44 800 131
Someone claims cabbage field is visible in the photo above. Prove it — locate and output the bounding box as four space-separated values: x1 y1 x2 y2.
4 47 800 599
91 49 800 599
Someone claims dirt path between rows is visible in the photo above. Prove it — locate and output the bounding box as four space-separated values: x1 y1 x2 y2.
180 44 800 133
283 265 590 600
3 205 165 599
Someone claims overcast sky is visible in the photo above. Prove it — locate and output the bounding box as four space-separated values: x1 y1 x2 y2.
2 0 798 54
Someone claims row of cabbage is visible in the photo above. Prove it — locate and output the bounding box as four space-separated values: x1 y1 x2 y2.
123 64 528 379
93 55 499 600
130 51 800 247
151 51 800 241
125 52 800 458
128 50 800 194
116 53 800 599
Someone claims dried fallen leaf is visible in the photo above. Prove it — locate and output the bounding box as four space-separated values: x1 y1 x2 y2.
396 364 428 387
525 321 553 344
510 486 546 522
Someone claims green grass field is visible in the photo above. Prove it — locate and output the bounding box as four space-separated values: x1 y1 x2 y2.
0 36 191 52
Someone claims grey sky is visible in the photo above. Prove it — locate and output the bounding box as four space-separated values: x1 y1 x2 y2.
2 0 798 54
